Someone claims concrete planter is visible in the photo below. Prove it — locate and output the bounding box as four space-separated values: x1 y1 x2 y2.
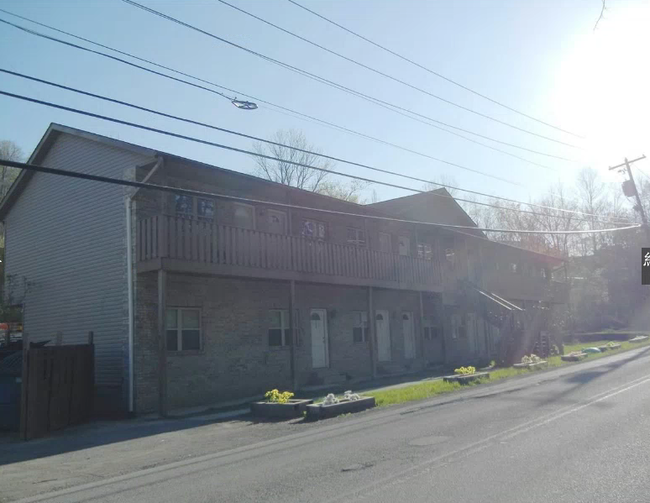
561 352 587 362
443 372 490 384
629 336 649 343
513 361 548 370
306 396 376 421
250 399 313 419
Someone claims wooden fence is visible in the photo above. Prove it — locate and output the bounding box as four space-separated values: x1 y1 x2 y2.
137 215 442 288
20 332 94 440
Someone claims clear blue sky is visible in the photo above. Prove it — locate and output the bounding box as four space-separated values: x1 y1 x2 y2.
1 0 648 204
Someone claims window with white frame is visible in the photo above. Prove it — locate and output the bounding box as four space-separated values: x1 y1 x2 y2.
423 316 439 340
353 311 368 343
166 308 201 351
268 310 292 347
445 248 455 264
347 227 366 247
417 243 433 260
197 198 215 220
175 195 193 217
301 219 326 240
174 195 215 221
378 232 391 253
233 203 255 229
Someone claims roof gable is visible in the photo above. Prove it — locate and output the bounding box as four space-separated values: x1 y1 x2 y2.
369 188 485 237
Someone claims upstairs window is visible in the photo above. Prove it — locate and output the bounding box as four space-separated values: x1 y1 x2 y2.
301 219 326 240
174 195 215 221
233 203 255 229
175 195 193 217
417 243 433 260
197 198 215 220
347 227 366 247
378 232 392 253
445 248 455 264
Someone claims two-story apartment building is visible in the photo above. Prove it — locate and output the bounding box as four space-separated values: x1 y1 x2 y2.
0 124 567 415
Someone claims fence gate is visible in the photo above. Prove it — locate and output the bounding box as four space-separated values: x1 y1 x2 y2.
21 340 94 440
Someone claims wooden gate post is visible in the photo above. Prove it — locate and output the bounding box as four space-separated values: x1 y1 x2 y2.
19 331 30 440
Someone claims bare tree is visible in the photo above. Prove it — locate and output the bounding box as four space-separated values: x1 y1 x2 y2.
0 140 24 200
423 174 459 195
316 178 369 204
576 167 607 254
251 129 368 202
252 130 330 192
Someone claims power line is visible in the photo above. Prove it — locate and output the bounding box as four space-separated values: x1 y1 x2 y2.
121 0 580 161
0 89 630 227
217 0 582 147
2 160 639 236
0 12 559 176
287 0 584 140
0 69 631 226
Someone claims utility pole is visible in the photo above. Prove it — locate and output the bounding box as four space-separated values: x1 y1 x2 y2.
609 155 649 242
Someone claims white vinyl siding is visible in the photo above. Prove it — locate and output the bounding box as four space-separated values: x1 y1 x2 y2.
4 132 152 408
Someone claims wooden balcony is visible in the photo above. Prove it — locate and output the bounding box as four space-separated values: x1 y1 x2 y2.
136 216 443 292
482 270 568 304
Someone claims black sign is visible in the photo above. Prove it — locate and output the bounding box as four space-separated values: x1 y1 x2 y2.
644 248 650 285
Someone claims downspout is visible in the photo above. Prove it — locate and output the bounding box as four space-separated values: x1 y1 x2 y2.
126 156 164 413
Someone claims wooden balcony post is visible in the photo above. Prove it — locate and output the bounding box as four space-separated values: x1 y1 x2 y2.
368 286 377 379
289 280 297 390
157 269 168 418
419 291 426 359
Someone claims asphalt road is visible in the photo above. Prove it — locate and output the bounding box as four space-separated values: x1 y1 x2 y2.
15 346 650 503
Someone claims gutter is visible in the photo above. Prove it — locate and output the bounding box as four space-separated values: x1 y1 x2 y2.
126 156 164 413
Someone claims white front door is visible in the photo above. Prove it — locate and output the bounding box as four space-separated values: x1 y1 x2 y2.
376 310 391 362
398 236 410 256
402 312 416 359
267 209 287 234
310 309 329 368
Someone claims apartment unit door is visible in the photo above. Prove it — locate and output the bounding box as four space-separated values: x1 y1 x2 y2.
310 309 329 368
376 310 391 362
402 312 416 359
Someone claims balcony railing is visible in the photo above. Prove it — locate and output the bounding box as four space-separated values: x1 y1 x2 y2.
137 215 442 289
481 269 568 304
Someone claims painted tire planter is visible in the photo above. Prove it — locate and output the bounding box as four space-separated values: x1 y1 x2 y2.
443 372 490 384
597 346 609 352
306 396 376 421
561 353 587 362
629 336 649 343
607 343 622 350
250 399 313 419
513 361 548 370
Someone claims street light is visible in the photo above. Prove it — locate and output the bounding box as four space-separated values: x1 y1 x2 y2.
231 99 258 110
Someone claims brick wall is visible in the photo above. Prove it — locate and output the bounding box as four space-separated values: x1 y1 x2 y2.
134 273 443 413
372 289 426 375
292 283 372 386
135 274 294 412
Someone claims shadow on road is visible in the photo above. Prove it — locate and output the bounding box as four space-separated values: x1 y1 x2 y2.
532 345 650 408
0 411 269 467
